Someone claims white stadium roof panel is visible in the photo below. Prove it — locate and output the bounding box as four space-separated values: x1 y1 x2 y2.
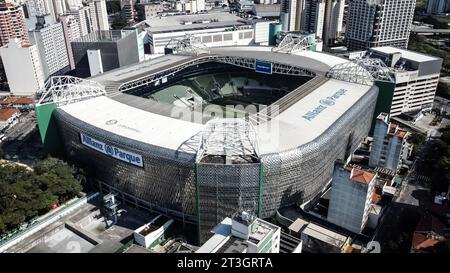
58 96 204 153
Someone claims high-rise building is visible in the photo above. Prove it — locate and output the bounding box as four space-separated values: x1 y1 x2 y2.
0 38 45 96
280 0 345 45
0 3 29 47
121 0 136 25
280 0 297 31
28 16 70 78
297 0 326 39
60 14 80 70
369 112 409 171
65 6 93 37
426 0 450 14
328 163 376 233
323 0 345 45
88 0 109 31
346 0 416 51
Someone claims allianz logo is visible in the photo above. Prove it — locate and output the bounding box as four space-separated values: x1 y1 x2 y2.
302 89 348 121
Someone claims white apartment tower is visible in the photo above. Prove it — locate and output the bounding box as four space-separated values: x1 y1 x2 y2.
28 18 70 78
60 14 80 70
346 0 416 51
88 0 109 31
0 38 45 96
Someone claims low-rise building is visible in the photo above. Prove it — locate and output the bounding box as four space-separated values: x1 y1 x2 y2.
0 108 20 131
133 215 173 249
196 211 281 253
0 97 34 109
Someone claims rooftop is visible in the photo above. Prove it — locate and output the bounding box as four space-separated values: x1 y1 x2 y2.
351 168 376 185
371 46 441 63
145 13 247 33
0 108 19 121
0 97 34 105
302 223 348 248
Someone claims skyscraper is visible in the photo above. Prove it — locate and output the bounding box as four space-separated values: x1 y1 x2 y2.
346 0 416 51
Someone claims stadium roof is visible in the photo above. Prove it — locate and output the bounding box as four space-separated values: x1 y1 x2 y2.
58 46 375 156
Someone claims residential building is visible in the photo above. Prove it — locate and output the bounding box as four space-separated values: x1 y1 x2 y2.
60 14 80 70
121 0 136 25
65 6 93 37
279 0 296 31
196 212 281 253
368 46 443 117
0 96 34 109
71 29 143 77
369 112 408 171
28 17 70 78
136 2 165 21
322 0 345 45
88 0 109 31
297 0 326 39
145 13 255 55
0 108 20 131
251 4 280 18
0 38 45 96
0 3 29 46
328 163 377 233
346 0 416 51
426 0 450 14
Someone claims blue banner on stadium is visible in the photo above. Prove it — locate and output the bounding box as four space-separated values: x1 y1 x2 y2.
255 60 273 74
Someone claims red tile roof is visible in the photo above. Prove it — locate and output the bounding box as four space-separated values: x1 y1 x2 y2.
0 108 19 121
0 97 34 105
351 169 376 185
412 232 440 251
394 129 407 139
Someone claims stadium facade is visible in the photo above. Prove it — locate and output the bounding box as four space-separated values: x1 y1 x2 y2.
35 46 379 243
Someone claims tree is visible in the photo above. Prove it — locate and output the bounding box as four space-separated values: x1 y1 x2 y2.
436 82 450 100
0 157 83 234
111 15 127 30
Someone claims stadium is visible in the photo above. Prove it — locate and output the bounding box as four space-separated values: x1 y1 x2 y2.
35 45 380 242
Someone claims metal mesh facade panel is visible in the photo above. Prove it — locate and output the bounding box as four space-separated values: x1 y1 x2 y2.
260 86 379 218
196 163 261 243
53 109 197 219
52 84 379 240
